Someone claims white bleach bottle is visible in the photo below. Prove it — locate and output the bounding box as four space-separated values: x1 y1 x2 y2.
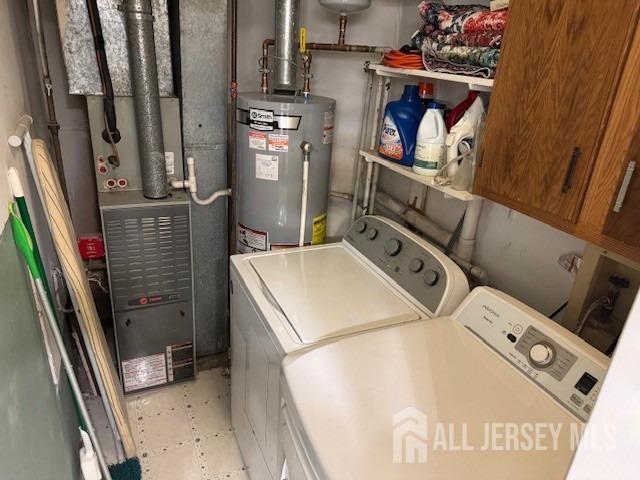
413 101 447 176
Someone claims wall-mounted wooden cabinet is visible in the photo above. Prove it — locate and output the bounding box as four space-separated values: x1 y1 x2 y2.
475 0 640 262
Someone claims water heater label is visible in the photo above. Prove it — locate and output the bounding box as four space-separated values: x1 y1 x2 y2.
312 213 327 245
238 223 268 252
268 133 289 152
249 131 267 150
249 108 275 131
256 153 279 181
323 111 335 144
122 353 167 392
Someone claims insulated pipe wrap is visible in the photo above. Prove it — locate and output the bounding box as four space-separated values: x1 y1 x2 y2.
127 0 167 199
274 0 300 94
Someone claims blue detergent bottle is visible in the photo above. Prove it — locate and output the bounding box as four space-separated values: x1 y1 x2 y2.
378 85 425 166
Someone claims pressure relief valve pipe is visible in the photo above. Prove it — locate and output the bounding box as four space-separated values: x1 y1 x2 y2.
171 157 231 206
299 141 313 247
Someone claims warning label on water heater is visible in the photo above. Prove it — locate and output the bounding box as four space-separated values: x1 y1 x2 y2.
256 153 279 181
249 131 267 150
323 111 334 144
312 213 327 245
238 223 268 253
122 353 167 392
268 133 289 152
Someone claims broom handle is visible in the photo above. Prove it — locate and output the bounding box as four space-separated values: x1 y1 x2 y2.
34 279 113 480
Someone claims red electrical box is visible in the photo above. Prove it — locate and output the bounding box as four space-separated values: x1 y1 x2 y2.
78 233 105 260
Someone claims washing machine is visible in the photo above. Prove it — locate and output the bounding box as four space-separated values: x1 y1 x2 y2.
230 215 470 479
280 287 610 480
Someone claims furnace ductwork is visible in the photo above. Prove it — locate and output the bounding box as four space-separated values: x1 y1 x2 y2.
126 0 167 199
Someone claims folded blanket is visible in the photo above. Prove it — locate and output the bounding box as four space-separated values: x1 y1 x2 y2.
428 31 502 48
422 56 495 79
419 1 507 35
422 37 500 70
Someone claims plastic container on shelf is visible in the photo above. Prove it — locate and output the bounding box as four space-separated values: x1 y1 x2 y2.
413 101 447 176
378 84 424 166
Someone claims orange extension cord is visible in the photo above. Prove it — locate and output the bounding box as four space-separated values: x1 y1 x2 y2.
382 50 425 70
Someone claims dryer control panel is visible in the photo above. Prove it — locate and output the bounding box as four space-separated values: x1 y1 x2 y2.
454 288 610 421
344 215 468 315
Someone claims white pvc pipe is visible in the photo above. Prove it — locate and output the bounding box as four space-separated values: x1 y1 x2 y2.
455 197 483 262
173 157 232 206
299 142 312 246
8 115 34 148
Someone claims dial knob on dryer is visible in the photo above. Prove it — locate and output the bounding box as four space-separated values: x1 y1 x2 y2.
356 221 367 233
367 228 378 240
423 270 439 286
529 343 555 367
384 239 402 256
409 258 424 273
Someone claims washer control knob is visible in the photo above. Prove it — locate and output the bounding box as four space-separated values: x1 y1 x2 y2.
529 343 555 367
356 221 367 234
367 228 378 240
409 258 424 273
384 239 402 256
423 270 439 286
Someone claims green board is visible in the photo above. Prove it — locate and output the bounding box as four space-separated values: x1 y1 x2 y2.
0 225 79 479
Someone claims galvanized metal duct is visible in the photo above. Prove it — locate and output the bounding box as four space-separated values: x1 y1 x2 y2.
274 0 300 94
126 0 167 199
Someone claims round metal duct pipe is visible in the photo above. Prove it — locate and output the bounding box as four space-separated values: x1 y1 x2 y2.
126 0 167 199
274 0 300 95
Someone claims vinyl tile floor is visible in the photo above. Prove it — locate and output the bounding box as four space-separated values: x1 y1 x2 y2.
88 367 248 480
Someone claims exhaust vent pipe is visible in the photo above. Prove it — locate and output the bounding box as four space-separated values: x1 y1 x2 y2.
126 0 167 199
274 0 300 95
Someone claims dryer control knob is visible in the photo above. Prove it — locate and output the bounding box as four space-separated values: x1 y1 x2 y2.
384 239 402 256
529 343 555 367
367 228 378 240
356 221 367 233
423 270 439 286
409 258 424 273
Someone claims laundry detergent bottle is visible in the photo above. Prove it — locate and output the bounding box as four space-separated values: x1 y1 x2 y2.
413 101 447 176
378 85 424 166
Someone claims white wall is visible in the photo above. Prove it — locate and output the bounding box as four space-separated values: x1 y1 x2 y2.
236 0 586 315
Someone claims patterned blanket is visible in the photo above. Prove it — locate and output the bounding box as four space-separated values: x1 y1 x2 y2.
415 2 507 78
419 2 507 35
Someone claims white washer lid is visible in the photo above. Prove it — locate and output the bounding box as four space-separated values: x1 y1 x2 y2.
249 246 420 344
282 318 579 480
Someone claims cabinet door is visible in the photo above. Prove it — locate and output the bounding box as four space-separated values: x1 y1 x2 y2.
604 127 640 248
475 0 640 223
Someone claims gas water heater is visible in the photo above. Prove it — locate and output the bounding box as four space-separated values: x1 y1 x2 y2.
236 93 336 252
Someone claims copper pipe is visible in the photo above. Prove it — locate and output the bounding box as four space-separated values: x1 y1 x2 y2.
302 51 312 96
305 14 387 53
338 14 347 45
261 38 275 94
305 43 387 53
